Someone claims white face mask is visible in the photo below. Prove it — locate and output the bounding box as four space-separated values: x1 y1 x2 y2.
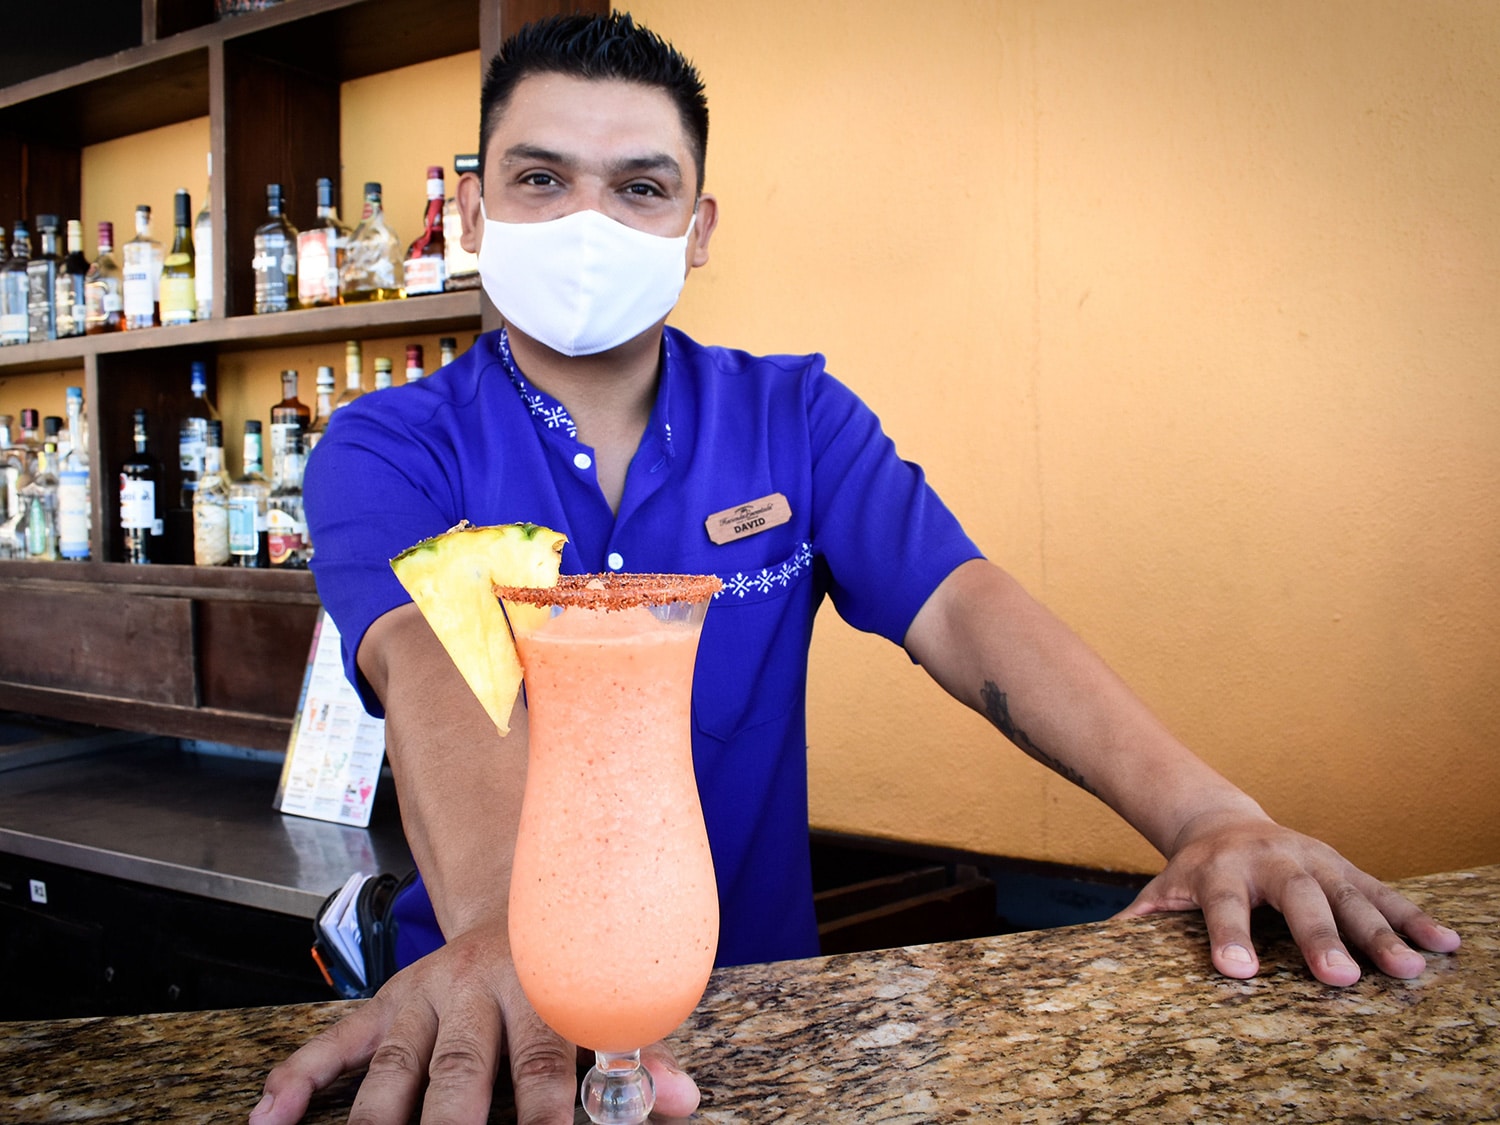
477 201 696 357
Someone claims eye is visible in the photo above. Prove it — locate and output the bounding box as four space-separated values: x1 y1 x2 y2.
623 181 665 199
519 171 559 188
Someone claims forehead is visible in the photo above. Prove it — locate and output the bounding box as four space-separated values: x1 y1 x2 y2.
490 73 694 168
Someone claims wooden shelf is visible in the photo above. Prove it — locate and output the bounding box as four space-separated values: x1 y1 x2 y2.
0 290 481 375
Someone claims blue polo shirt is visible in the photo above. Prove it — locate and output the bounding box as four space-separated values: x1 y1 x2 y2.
304 326 981 968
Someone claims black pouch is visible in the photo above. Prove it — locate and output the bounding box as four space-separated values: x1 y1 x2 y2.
311 869 416 999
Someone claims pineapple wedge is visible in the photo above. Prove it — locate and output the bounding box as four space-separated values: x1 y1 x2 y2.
390 521 566 734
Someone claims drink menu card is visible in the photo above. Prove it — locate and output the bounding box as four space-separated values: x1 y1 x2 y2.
274 611 386 827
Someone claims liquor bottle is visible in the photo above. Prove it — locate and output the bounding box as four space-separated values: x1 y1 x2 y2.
373 356 394 390
269 369 312 467
305 364 337 451
267 420 310 568
178 361 218 507
85 221 125 334
229 421 270 567
405 343 425 381
192 419 231 566
54 220 90 338
1 223 32 345
443 154 482 290
334 339 364 411
122 205 163 330
25 215 62 342
20 439 60 559
159 189 197 326
15 409 42 473
119 408 162 564
0 416 21 559
439 336 458 368
253 184 299 314
296 177 349 308
340 182 403 302
194 153 214 321
403 166 447 296
56 385 91 561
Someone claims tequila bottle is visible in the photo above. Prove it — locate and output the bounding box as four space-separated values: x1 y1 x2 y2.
54 220 90 338
120 408 162 564
305 364 337 451
1 223 32 345
56 385 91 561
267 420 310 568
21 439 60 559
334 340 365 411
297 177 349 308
26 215 62 342
253 184 299 314
178 361 218 507
192 419 231 566
341 182 403 302
403 166 447 296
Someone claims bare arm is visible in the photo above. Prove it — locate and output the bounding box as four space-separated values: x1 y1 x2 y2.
905 558 1460 984
252 607 697 1124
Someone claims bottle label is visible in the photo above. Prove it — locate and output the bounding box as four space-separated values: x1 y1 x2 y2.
122 254 154 319
179 419 207 476
57 470 91 558
228 496 259 554
0 311 26 339
119 477 156 530
297 230 340 304
404 255 446 295
161 275 196 324
267 506 307 565
193 503 231 566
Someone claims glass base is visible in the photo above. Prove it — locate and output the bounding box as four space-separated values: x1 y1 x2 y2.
581 1050 655 1125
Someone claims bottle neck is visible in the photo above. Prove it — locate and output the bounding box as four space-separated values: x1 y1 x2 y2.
242 434 264 475
39 231 59 256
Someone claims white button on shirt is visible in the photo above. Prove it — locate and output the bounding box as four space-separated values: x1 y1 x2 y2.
573 452 593 471
606 552 625 571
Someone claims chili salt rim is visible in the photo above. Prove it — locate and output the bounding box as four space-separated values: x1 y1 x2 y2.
494 572 723 610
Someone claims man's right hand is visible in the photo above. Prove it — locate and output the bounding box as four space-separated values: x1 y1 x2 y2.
248 924 701 1124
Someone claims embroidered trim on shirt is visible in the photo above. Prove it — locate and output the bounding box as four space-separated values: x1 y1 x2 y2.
496 328 579 439
717 542 814 599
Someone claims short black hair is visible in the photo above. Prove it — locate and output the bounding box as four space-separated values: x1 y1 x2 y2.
480 12 709 194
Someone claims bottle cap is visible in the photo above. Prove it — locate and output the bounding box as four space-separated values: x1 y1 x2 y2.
245 419 262 433
20 408 39 428
406 344 423 365
44 416 63 437
97 220 114 243
374 357 393 372
174 189 191 225
316 365 336 388
37 214 59 231
67 386 83 403
364 182 382 197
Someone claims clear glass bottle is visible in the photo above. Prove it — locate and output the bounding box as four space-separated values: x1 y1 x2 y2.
334 339 364 411
178 361 219 508
305 364 337 451
373 356 394 390
54 220 90 338
160 189 197 326
403 166 447 296
20 439 60 559
439 336 458 369
85 221 125 334
229 420 270 568
193 419 231 566
122 205 163 330
194 152 214 321
297 176 349 308
267 420 310 568
404 343 425 381
119 408 162 564
26 214 62 343
253 183 299 314
443 154 482 290
1 222 32 345
340 182 403 303
56 385 91 561
0 415 22 559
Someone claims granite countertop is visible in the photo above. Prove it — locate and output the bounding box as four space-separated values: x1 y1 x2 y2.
2 865 1495 1123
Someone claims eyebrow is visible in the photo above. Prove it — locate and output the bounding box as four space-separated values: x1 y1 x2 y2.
500 143 683 185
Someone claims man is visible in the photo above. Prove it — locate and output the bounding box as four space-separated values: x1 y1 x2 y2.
254 14 1459 1125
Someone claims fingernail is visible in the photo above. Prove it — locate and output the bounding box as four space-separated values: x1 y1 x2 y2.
250 1092 273 1121
1220 944 1253 966
1326 949 1357 970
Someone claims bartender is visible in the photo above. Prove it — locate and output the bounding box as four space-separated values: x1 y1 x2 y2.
256 13 1460 1125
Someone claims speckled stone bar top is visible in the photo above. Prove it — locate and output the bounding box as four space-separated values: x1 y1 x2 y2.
3 866 1495 1123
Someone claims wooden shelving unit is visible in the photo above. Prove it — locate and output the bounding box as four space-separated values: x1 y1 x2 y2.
0 0 601 749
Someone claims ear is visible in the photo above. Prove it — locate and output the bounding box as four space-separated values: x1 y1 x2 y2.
457 171 484 253
687 193 719 270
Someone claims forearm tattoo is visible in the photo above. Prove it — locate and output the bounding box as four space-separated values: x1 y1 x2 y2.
981 680 1098 797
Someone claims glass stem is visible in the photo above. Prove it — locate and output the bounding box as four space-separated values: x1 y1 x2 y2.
581 1049 655 1125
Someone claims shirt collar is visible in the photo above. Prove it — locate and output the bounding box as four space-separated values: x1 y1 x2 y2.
495 327 677 460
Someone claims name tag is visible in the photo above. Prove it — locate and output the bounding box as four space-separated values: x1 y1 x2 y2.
705 492 792 545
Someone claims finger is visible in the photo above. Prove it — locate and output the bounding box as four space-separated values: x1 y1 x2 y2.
504 1007 578 1125
1357 878 1462 955
1190 877 1263 981
345 998 439 1125
1323 874 1457 980
642 1041 700 1120
251 1000 395 1124
417 990 503 1125
1271 871 1363 986
1113 873 1199 919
